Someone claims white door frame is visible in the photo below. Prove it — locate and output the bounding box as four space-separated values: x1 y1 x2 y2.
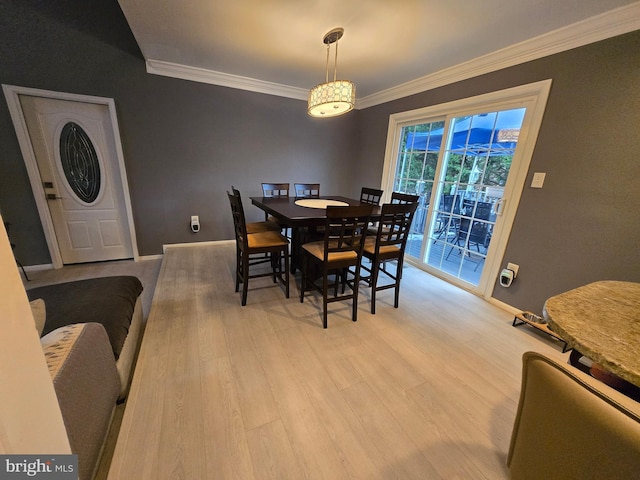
3 84 139 268
380 80 552 300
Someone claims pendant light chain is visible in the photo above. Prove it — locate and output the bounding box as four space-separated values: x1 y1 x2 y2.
325 43 330 83
333 40 338 82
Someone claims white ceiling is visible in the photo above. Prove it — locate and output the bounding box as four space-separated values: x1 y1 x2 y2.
118 0 640 107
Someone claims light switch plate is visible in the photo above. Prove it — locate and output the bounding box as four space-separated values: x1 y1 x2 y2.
531 172 546 188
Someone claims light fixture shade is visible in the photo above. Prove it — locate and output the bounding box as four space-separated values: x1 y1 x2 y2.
307 80 356 117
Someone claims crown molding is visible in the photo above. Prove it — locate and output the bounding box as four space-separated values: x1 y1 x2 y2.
357 2 640 109
146 59 309 101
144 2 640 109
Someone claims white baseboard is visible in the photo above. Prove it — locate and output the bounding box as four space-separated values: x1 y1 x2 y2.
163 239 234 253
19 249 217 270
488 297 522 316
22 255 163 270
138 254 164 261
23 263 54 272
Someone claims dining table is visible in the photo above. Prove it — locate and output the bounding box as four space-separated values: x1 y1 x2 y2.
543 280 640 394
250 195 380 272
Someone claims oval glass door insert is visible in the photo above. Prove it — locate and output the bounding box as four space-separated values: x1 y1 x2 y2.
59 121 101 203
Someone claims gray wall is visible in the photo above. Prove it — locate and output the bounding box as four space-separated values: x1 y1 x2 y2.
0 0 358 261
1 0 638 314
355 30 640 312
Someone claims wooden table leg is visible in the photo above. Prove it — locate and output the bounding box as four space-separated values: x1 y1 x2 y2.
290 227 302 273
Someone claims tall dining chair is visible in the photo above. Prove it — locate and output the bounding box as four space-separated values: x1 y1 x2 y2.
260 183 290 232
390 192 420 204
294 183 320 198
261 183 289 199
227 190 290 306
360 187 383 233
359 201 418 314
299 205 372 328
360 187 384 205
231 187 281 233
368 191 418 235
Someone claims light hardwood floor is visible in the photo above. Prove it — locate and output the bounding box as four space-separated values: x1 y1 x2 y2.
25 244 569 479
97 242 569 480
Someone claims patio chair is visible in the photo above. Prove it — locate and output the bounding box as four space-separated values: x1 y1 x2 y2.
434 194 461 239
446 201 492 269
299 205 372 328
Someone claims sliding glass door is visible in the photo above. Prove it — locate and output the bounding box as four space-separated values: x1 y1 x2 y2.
381 82 551 297
434 110 524 281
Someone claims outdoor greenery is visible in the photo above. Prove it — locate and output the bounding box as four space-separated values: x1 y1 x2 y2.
395 122 513 198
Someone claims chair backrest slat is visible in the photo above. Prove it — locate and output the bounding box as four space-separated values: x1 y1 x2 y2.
360 187 384 205
262 183 289 198
390 192 420 205
375 202 418 251
228 187 249 248
294 183 320 198
323 205 373 260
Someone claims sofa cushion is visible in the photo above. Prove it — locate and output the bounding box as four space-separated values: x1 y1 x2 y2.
27 276 143 360
42 323 120 480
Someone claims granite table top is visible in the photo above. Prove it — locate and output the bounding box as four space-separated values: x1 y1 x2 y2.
544 280 640 387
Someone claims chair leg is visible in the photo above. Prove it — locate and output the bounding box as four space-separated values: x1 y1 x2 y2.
272 252 280 283
352 264 360 323
340 268 348 294
241 252 250 306
235 246 241 292
300 254 307 303
283 248 290 299
370 261 380 315
394 259 403 309
322 265 329 329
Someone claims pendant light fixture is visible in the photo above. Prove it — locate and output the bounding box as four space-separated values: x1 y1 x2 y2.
307 27 356 118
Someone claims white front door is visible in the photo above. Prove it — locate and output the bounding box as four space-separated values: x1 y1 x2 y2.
20 96 133 264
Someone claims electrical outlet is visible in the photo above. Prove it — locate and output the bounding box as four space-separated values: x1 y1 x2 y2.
531 172 546 188
507 262 519 278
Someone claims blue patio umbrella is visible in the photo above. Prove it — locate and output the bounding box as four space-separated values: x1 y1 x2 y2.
405 108 526 156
